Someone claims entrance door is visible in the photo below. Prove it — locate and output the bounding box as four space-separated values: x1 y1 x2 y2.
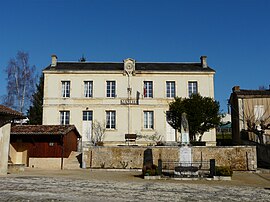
82 121 92 142
82 111 93 145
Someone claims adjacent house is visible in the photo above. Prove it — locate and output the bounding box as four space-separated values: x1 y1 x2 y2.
43 55 216 146
229 86 270 145
10 125 81 169
0 105 24 175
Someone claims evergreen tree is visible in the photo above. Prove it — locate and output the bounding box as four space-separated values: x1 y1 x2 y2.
167 94 221 142
27 74 44 124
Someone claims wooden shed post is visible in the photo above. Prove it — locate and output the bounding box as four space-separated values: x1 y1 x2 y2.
61 135 64 170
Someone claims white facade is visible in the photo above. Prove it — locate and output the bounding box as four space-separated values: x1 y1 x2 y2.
43 56 216 146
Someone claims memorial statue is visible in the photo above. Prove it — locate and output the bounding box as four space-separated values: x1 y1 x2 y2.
181 112 190 145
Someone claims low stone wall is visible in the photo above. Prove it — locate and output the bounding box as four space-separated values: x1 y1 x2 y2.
83 146 257 171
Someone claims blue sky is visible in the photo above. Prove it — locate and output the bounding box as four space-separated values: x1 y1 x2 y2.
0 0 269 112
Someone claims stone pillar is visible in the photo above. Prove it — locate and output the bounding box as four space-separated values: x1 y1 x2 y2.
0 123 11 175
209 159 216 178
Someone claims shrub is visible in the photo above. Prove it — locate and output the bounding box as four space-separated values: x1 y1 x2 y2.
156 141 165 146
142 164 158 176
95 141 104 146
215 166 233 176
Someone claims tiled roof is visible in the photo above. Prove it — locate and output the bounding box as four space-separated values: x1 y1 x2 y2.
43 62 215 73
234 89 270 97
0 105 24 118
11 125 81 137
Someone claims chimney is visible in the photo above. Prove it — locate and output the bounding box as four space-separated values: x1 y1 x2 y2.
51 55 57 67
232 86 240 92
200 56 207 68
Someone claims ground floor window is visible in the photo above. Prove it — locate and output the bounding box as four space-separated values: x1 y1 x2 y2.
60 111 70 125
144 111 154 129
106 111 116 129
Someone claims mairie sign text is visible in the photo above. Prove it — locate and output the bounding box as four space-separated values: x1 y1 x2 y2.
120 99 138 105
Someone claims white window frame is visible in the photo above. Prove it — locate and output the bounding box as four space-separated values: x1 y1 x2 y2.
84 81 93 98
166 81 175 98
106 81 116 98
106 111 116 129
188 81 198 97
143 81 153 98
61 81 70 98
60 111 70 125
144 111 154 129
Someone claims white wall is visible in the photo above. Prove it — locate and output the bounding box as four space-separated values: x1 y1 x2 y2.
0 123 11 175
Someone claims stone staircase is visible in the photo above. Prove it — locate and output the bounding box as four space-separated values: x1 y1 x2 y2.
64 151 82 169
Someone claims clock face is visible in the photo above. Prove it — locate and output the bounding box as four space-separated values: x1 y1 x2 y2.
126 62 133 70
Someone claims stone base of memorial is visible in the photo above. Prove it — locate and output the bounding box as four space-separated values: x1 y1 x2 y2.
144 175 161 180
213 176 232 180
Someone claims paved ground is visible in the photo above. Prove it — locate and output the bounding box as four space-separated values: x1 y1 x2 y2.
0 168 269 201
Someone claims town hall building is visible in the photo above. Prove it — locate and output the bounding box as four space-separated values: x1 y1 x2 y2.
42 55 216 146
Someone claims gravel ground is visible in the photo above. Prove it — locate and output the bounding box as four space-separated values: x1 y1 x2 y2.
0 168 269 201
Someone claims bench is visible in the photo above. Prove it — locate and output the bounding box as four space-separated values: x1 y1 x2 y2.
125 134 137 145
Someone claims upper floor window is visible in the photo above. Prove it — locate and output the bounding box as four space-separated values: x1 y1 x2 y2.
106 81 116 98
83 111 93 121
143 81 153 98
106 111 116 129
60 111 70 125
166 81 175 98
62 81 70 98
84 81 93 97
144 111 154 129
188 81 198 97
254 105 264 121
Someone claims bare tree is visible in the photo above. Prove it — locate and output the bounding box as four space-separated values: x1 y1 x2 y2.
136 131 163 145
4 51 37 113
91 120 106 146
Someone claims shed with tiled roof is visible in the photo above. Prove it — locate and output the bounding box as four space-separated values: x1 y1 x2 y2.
10 125 81 169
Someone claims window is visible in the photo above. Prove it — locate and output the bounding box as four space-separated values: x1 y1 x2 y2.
106 111 116 129
144 111 154 129
84 81 93 97
60 111 70 125
83 111 93 121
106 81 116 98
254 105 264 121
143 81 153 98
166 81 175 98
61 81 70 97
188 81 198 97
49 142 54 147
